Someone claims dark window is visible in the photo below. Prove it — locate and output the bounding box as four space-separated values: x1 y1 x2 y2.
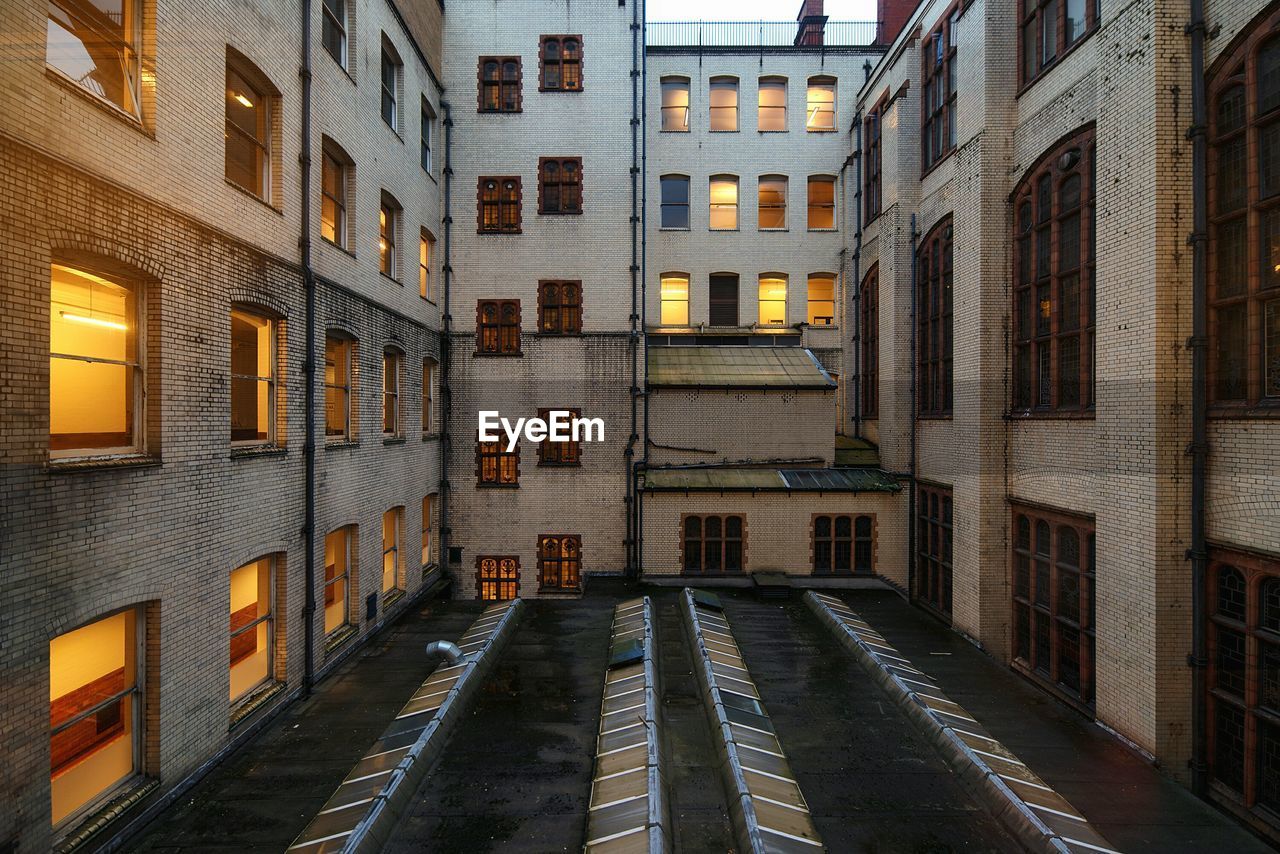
380 44 399 129
537 408 581 465
709 273 740 326
1013 128 1096 413
538 535 581 589
478 177 521 234
1020 0 1100 87
476 436 519 486
1011 505 1096 707
864 97 884 221
321 0 346 65
861 265 879 418
916 483 953 617
476 556 519 600
918 218 954 417
539 157 582 214
922 8 958 172
1209 15 1280 408
540 36 582 91
320 144 347 247
813 515 874 574
661 175 690 229
476 299 521 355
420 101 434 172
538 281 582 334
682 515 745 574
479 56 521 112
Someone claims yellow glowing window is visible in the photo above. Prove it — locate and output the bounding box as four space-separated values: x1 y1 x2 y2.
50 609 140 826
324 335 351 440
321 148 346 246
808 274 837 326
808 176 836 229
226 64 270 199
382 507 402 593
709 176 738 230
758 77 787 131
230 557 273 703
423 357 437 433
230 308 276 444
46 0 141 118
383 349 401 436
420 230 435 300
661 77 689 131
324 528 352 635
660 275 690 326
758 176 787 229
709 77 738 131
759 275 788 325
422 494 436 566
806 77 835 130
50 264 140 458
379 199 398 278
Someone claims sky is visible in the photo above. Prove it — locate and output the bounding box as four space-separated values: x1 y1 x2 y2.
645 0 878 22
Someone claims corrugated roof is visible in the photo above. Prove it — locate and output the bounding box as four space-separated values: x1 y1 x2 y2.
647 347 836 389
642 466 901 493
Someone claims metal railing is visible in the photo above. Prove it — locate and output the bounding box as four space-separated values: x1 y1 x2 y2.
645 20 880 48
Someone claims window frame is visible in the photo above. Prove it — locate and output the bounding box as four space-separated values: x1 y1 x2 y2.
382 347 402 438
477 176 522 234
46 0 143 120
380 39 401 131
421 494 436 567
812 514 875 574
916 482 953 619
864 94 886 222
758 76 788 132
381 506 403 594
538 407 582 466
660 273 690 326
709 76 739 132
420 100 435 173
709 273 740 327
660 76 690 132
422 356 437 434
478 56 522 113
660 174 691 230
538 534 583 590
324 332 353 442
807 175 837 230
419 228 435 301
537 281 583 335
229 556 276 705
758 174 788 230
918 217 954 417
380 194 400 280
538 157 583 215
476 556 520 601
324 527 354 636
476 434 520 487
476 299 522 355
225 58 273 202
229 305 279 447
921 7 959 174
806 76 836 132
540 35 583 92
681 514 746 574
807 273 837 327
320 142 350 249
321 0 348 68
1019 0 1101 90
758 273 788 326
709 174 739 231
861 264 880 418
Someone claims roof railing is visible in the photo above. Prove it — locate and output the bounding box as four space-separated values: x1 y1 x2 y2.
645 20 881 48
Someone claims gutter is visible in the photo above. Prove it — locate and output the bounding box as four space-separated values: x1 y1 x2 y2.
907 214 920 602
300 0 317 696
439 101 454 578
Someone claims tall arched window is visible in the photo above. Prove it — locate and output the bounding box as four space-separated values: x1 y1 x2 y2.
1209 12 1280 408
861 265 879 418
1012 126 1096 414
919 218 953 417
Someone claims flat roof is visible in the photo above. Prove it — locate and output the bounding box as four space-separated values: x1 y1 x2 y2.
647 346 836 389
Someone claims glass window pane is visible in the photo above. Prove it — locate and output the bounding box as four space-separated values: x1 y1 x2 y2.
1260 36 1280 116
324 529 350 634
758 79 786 131
710 177 738 229
806 79 835 130
46 0 139 116
1215 302 1247 400
710 78 737 131
230 309 273 443
758 276 787 325
808 177 835 229
758 176 786 228
230 558 272 701
808 275 836 326
661 78 689 131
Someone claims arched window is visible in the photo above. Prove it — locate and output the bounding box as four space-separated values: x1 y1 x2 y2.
758 76 787 131
660 174 690 229
660 76 690 131
382 347 403 436
225 49 278 202
807 273 836 326
1012 128 1095 413
758 274 787 326
709 76 739 131
660 273 689 326
325 331 354 441
806 76 835 131
919 218 954 416
709 175 739 229
758 175 787 229
541 36 582 92
478 56 521 112
861 265 879 417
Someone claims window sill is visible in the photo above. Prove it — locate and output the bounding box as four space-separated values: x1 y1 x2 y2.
759 228 789 232
1016 27 1100 98
322 236 356 258
1007 409 1096 421
380 272 402 286
422 432 441 441
660 128 691 133
921 147 956 180
709 228 740 233
473 351 524 357
476 482 520 489
383 120 404 143
805 324 839 331
1208 402 1280 419
422 562 439 577
537 460 582 468
325 624 357 655
225 178 282 215
45 66 152 138
383 588 405 609
807 227 839 233
538 87 584 93
1009 660 1095 719
478 108 523 115
539 209 584 216
54 777 160 854
709 129 740 133
47 454 161 474
325 439 360 450
658 227 691 232
421 296 438 305
229 681 287 729
538 585 583 594
383 436 407 446
757 129 790 134
806 128 838 133
477 229 524 236
231 445 287 460
916 415 954 422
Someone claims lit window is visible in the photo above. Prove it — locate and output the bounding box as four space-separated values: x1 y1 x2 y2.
660 175 690 229
710 77 738 131
225 62 270 200
538 535 582 590
758 175 787 229
321 0 347 66
709 273 739 327
380 196 399 278
49 608 142 826
477 436 519 486
709 175 738 230
382 507 402 593
383 349 401 436
422 357 436 433
321 145 347 247
477 556 519 600
479 177 521 234
419 229 434 300
46 0 141 118
758 77 787 131
807 176 836 229
324 527 353 635
758 274 787 325
49 264 141 458
660 76 689 131
538 281 582 334
380 41 400 129
421 101 434 172
421 494 436 566
229 557 274 703
479 57 522 112
324 334 351 440
477 299 522 354
660 274 689 325
806 77 835 131
807 274 836 326
541 36 582 91
230 307 276 445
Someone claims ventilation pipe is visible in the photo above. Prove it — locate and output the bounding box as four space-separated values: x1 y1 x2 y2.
299 0 317 697
424 640 465 667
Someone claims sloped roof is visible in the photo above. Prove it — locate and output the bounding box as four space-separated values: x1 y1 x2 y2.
642 466 901 493
647 346 835 389
835 435 881 468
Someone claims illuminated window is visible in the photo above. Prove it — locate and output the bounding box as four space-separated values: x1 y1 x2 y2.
382 348 401 436
225 60 271 200
806 76 835 131
49 608 141 827
419 229 435 300
380 39 400 130
682 515 744 573
477 436 519 486
382 507 403 593
321 0 347 66
660 175 690 229
422 357 436 433
660 274 689 326
541 36 582 91
539 157 582 214
380 194 399 279
421 494 436 566
479 57 521 112
230 307 277 445
538 407 581 465
538 281 582 334
660 76 689 131
229 557 274 703
758 175 787 229
709 175 738 230
807 274 836 326
538 535 582 590
478 177 521 234
709 273 739 327
324 527 353 635
49 264 141 458
709 76 738 131
807 176 836 229
477 556 519 600
324 334 352 441
46 0 141 118
758 77 787 131
758 274 787 326
477 299 522 354
813 515 874 574
320 143 349 248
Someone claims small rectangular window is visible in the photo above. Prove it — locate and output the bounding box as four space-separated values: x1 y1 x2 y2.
660 275 689 326
807 274 836 326
540 36 582 91
710 77 738 131
682 515 745 574
478 177 522 234
47 0 142 118
230 556 275 702
661 77 690 131
230 308 277 445
758 77 787 131
538 535 582 590
709 274 740 327
538 281 582 334
539 157 582 214
477 437 519 486
477 556 519 600
806 77 836 130
710 176 738 230
381 45 399 129
321 147 347 247
226 64 270 200
325 335 351 440
421 102 434 172
479 57 522 113
917 484 954 617
421 494 436 566
419 230 434 300
380 198 399 278
808 176 836 229
324 527 353 635
758 175 787 229
813 515 874 574
758 275 787 326
538 408 581 465
382 507 403 593
660 175 690 229
321 0 347 66
477 299 522 354
383 349 401 436
422 357 437 433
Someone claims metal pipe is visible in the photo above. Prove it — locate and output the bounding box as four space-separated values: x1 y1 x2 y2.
907 214 920 602
852 108 864 438
634 0 650 581
299 0 317 696
439 101 454 579
1187 0 1209 797
626 0 641 580
424 640 465 667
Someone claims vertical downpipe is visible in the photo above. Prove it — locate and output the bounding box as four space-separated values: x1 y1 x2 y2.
907 215 920 601
638 2 650 578
299 0 317 696
626 0 642 580
852 109 864 437
439 102 454 578
1187 0 1209 797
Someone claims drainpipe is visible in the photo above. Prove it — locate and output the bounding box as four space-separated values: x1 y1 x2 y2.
625 0 645 581
299 0 317 696
439 102 454 579
1187 0 1209 797
638 6 650 581
852 108 864 438
907 214 920 601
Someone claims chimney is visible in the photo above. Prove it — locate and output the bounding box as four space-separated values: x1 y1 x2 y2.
794 0 827 47
876 0 915 46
